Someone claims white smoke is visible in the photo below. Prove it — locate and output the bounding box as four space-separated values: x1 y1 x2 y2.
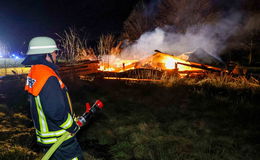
121 13 242 60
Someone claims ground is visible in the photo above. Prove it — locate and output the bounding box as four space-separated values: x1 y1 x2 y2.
0 75 259 160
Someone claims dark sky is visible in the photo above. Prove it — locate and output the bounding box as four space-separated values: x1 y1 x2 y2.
0 0 140 53
1 0 256 53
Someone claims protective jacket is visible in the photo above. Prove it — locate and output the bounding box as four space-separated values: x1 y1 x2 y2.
25 62 78 147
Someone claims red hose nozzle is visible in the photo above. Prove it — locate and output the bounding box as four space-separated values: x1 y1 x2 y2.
85 103 91 113
95 100 104 109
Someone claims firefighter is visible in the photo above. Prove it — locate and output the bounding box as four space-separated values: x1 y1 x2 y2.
22 36 84 160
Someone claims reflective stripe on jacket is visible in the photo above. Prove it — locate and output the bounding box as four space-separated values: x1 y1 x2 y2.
25 64 77 146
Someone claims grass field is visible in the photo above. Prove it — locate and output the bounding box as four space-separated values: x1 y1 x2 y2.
0 75 259 160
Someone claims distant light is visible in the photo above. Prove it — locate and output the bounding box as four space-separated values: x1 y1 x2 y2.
15 56 19 59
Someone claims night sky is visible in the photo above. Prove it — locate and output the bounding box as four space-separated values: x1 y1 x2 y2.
0 0 258 54
0 0 140 53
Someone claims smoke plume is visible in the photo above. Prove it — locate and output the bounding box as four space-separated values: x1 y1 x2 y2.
121 13 242 60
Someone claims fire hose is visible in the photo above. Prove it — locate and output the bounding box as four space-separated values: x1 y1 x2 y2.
41 100 104 160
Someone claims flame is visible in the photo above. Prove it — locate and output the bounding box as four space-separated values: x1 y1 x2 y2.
98 55 138 72
163 57 175 69
98 52 215 73
154 53 202 71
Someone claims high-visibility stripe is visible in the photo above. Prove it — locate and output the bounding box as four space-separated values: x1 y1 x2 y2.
30 45 57 49
35 96 48 132
37 136 58 144
36 129 66 137
60 113 73 129
36 133 73 145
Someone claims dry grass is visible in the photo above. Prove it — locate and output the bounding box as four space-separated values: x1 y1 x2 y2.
0 104 37 160
159 72 260 89
57 27 90 63
97 34 117 57
97 34 120 70
1 74 260 159
78 77 259 160
197 73 260 88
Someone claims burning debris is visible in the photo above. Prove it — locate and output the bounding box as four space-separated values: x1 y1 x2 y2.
58 48 228 82
98 50 227 78
58 32 229 81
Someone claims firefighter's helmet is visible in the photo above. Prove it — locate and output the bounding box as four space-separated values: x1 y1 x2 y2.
21 37 59 65
26 36 59 55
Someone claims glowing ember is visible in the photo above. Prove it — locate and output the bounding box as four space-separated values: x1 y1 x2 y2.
98 65 116 72
104 77 161 82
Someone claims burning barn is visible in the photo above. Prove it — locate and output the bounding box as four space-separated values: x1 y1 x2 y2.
96 50 227 80
58 50 228 81
57 46 228 81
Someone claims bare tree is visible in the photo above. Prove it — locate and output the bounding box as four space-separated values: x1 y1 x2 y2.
237 13 260 65
155 0 218 33
122 0 218 40
242 0 260 65
121 1 155 41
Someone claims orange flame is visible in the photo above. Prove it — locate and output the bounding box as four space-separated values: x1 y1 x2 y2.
98 52 207 73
